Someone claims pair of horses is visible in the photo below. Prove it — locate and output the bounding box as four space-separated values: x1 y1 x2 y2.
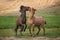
15 5 46 36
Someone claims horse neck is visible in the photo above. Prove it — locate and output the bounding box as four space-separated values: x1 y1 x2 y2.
19 11 26 20
20 11 26 17
29 12 34 19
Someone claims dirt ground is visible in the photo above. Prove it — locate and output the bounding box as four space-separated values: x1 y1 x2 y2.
0 37 60 40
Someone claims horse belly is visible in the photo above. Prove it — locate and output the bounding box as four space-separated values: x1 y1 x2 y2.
33 18 43 25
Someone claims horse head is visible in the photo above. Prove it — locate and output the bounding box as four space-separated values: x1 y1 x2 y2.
20 5 30 12
29 7 36 15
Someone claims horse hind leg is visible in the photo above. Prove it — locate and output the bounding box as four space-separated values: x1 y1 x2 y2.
42 25 45 35
20 24 24 32
15 25 19 36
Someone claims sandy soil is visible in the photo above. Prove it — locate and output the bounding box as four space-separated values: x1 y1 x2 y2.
0 37 60 40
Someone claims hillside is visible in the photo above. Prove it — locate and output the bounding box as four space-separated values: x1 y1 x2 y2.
0 0 60 16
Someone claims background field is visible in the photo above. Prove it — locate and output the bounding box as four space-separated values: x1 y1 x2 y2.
0 12 60 38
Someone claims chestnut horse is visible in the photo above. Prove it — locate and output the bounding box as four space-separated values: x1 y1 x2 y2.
28 8 46 36
15 5 30 35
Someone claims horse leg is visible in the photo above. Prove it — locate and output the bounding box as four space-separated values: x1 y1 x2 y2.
36 26 41 35
32 24 35 36
42 25 45 35
24 24 27 32
15 25 18 36
20 24 24 35
28 25 32 36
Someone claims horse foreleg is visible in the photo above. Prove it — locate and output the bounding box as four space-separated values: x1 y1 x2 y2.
15 25 18 36
31 24 34 36
24 24 27 32
28 25 32 36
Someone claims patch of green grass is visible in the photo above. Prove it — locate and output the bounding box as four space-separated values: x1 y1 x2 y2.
0 29 15 37
0 16 18 29
0 15 60 29
0 28 60 38
0 13 60 37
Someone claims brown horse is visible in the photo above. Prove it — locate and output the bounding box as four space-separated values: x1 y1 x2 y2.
15 5 30 35
28 7 46 36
